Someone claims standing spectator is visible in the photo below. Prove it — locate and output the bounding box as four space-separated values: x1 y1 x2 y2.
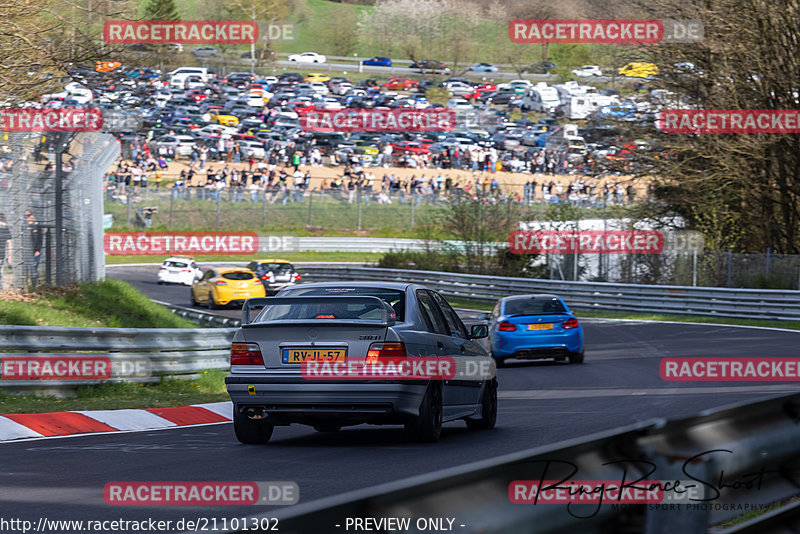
199 145 208 170
24 210 43 289
470 148 480 172
382 143 393 168
225 138 234 163
248 180 260 202
626 184 636 204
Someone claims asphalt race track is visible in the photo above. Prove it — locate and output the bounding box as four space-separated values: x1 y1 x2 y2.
2 265 797 530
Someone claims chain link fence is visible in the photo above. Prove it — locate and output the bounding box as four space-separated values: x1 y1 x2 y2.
103 186 443 232
0 132 119 290
543 250 800 289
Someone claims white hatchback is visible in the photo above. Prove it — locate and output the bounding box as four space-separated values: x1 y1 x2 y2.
157 257 201 286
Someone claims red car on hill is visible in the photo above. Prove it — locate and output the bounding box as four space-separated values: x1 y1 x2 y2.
468 83 497 101
381 77 419 91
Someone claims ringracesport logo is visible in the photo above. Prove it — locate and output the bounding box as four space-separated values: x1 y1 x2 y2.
0 108 103 132
509 19 703 43
103 20 258 44
657 110 800 133
103 232 258 255
300 109 456 133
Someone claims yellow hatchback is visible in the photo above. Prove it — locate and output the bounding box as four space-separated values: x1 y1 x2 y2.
618 62 658 78
206 110 240 126
190 267 266 309
305 72 331 82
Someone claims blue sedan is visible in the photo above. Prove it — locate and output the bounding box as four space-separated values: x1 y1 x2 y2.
363 56 392 67
484 294 584 366
468 63 498 72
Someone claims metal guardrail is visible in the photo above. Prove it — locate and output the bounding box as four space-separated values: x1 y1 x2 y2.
242 393 800 534
0 325 235 395
293 237 496 254
298 266 800 321
153 300 242 328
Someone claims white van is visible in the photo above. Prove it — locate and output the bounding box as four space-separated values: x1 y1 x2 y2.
167 67 210 82
526 82 560 113
565 94 620 120
65 82 94 105
554 81 587 105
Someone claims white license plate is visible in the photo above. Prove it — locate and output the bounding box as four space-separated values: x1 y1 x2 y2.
233 292 250 297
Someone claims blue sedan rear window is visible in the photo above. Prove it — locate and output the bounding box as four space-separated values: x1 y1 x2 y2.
505 298 566 316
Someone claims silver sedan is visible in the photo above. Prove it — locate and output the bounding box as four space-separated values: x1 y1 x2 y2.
225 282 497 444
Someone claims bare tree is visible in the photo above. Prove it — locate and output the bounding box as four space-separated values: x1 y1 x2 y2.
0 0 132 102
630 0 800 253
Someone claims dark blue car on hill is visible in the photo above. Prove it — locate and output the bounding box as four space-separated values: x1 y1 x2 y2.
363 56 392 67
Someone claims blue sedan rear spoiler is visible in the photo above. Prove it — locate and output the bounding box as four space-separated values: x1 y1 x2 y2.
241 296 397 326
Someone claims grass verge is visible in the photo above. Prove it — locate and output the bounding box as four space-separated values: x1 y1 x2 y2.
0 279 197 328
447 297 800 330
0 371 229 414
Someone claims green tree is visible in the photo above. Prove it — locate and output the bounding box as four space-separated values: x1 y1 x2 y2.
142 0 179 20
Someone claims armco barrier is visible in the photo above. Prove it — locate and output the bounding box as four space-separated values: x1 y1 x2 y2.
152 300 242 328
0 325 235 395
241 393 800 534
297 266 800 321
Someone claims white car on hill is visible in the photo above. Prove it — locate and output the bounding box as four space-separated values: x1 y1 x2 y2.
288 52 326 64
